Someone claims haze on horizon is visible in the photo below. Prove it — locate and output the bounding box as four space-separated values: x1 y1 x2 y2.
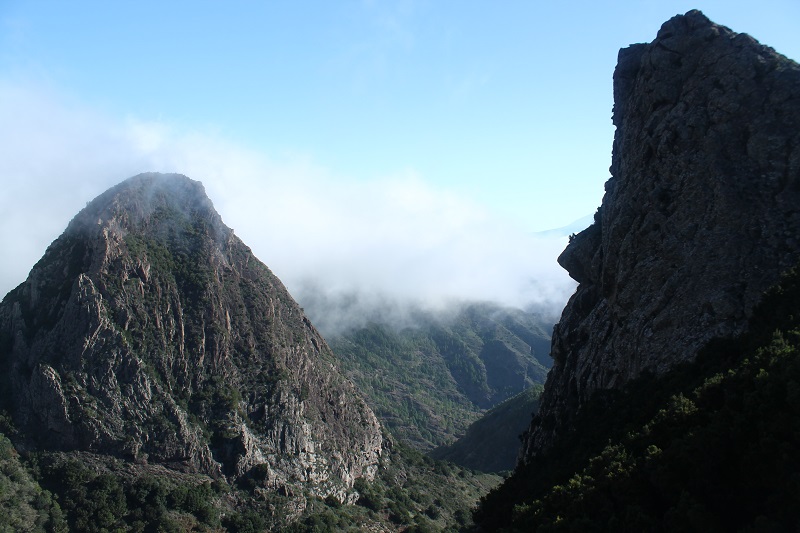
1 1 798 324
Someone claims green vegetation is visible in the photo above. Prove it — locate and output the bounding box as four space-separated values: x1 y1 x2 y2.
476 264 800 531
329 304 552 450
432 384 543 472
34 458 225 532
330 322 477 449
0 436 500 532
358 442 501 531
0 433 65 532
285 442 502 532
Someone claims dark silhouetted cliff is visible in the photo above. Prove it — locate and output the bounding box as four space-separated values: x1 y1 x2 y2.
477 10 800 531
523 9 800 459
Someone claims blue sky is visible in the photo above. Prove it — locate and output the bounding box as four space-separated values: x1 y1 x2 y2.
1 1 798 313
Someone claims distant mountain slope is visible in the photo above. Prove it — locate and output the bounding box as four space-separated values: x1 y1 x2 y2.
327 302 552 450
431 384 543 472
0 173 382 502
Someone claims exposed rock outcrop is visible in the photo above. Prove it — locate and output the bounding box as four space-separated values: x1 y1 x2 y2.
522 10 800 460
0 173 383 500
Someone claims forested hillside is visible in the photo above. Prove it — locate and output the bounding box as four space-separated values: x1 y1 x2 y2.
432 385 543 473
327 303 552 450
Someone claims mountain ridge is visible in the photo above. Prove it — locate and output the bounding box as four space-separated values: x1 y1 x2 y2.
431 384 543 472
326 301 552 451
0 172 383 502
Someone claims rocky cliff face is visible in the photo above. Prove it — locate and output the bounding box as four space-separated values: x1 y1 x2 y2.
522 10 800 459
0 173 382 500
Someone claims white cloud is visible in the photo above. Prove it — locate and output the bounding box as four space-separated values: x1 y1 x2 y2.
0 79 576 328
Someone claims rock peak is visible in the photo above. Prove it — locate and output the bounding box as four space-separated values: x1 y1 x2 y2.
65 172 226 242
522 11 800 460
657 9 713 38
0 173 383 502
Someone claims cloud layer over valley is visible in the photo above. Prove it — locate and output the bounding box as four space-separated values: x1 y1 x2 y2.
0 80 577 329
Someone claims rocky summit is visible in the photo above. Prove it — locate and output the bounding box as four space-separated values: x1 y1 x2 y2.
0 173 382 501
521 10 800 460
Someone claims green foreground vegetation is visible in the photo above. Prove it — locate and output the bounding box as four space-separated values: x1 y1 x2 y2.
0 429 500 532
476 264 800 531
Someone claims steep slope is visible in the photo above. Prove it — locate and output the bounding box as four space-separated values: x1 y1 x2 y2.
477 262 800 531
523 9 800 459
431 384 542 473
0 173 382 501
327 302 552 450
0 433 65 531
476 10 800 531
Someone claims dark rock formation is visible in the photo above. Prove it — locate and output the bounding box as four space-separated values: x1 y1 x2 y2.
0 173 382 501
522 10 800 460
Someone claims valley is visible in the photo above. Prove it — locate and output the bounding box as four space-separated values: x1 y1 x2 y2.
1 8 800 532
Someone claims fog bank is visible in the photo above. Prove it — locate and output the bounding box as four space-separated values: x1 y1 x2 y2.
0 80 578 325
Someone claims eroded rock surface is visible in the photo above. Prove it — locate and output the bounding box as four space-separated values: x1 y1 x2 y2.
0 173 382 500
522 10 800 460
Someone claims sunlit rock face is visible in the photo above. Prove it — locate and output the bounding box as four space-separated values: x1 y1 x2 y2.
521 10 800 460
0 173 382 501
